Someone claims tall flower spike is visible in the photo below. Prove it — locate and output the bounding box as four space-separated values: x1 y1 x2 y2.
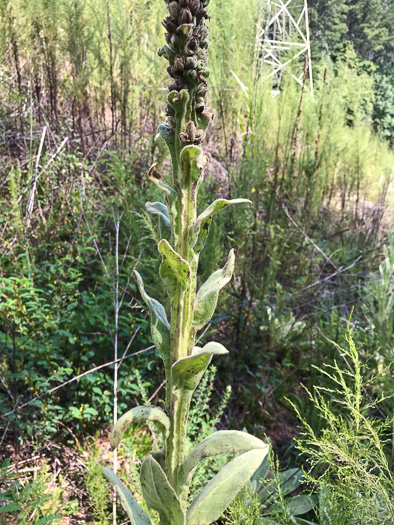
103 3 263 524
159 0 214 160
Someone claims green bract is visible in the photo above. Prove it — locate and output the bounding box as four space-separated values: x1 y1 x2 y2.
103 1 267 523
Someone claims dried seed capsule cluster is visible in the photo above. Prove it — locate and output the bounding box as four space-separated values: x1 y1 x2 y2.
159 0 214 147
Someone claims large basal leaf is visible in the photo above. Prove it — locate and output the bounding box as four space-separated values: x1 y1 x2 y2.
140 456 185 525
191 199 251 253
186 448 268 525
286 494 317 516
146 201 171 235
192 250 235 333
102 467 152 525
110 406 170 450
279 468 304 495
179 430 268 487
258 468 304 503
251 452 270 493
180 145 208 184
172 342 228 391
293 519 319 525
135 271 170 368
158 239 190 295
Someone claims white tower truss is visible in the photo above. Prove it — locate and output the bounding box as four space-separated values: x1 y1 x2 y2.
257 0 313 95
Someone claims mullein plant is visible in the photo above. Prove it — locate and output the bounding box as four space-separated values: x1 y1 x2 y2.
102 1 268 523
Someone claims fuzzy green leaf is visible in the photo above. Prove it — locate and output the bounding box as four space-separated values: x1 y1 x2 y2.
102 467 152 525
191 199 251 253
286 495 317 516
186 448 268 525
257 468 303 502
147 176 178 241
146 201 171 234
158 239 190 294
168 89 189 113
148 178 177 201
192 250 235 332
159 123 175 146
251 453 270 492
140 456 185 524
135 271 170 368
179 431 268 487
110 406 170 450
180 145 208 183
172 342 228 391
151 449 166 470
158 45 176 63
176 23 194 38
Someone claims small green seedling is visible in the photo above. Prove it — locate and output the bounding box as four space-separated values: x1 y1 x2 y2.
103 1 268 523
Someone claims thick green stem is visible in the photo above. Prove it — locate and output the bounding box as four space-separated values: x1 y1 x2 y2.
165 363 171 412
166 151 200 492
104 3 262 522
159 0 213 502
167 386 187 492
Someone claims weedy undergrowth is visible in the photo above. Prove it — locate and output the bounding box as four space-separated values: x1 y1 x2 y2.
225 449 316 524
0 459 63 524
289 323 394 524
101 1 268 523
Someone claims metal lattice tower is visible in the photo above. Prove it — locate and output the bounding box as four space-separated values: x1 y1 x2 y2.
256 0 313 96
